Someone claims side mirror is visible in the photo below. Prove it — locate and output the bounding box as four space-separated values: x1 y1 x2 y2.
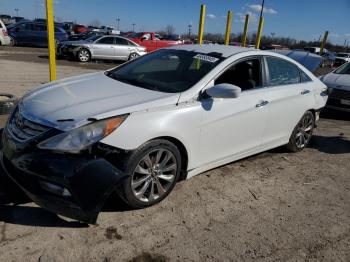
204 83 241 99
140 37 147 41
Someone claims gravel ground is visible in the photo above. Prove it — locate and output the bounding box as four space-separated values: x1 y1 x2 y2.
0 47 349 262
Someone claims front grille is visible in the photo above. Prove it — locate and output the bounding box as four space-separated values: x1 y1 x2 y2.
330 88 350 100
8 108 50 141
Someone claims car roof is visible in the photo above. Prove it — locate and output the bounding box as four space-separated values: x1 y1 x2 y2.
169 44 254 58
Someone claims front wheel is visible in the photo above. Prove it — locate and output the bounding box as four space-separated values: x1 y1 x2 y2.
286 111 315 152
128 52 139 61
118 139 182 209
77 48 91 62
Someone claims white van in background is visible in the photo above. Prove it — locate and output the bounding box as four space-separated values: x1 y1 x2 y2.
0 19 11 46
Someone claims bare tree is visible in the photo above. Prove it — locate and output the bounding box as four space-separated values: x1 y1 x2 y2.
165 25 175 35
89 19 101 28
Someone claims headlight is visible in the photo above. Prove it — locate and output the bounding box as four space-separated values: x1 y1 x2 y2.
37 115 127 153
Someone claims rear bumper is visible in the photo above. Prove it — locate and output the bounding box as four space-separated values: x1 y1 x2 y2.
1 128 126 224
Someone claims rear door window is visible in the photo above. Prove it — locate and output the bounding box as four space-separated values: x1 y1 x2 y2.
95 37 115 45
266 57 301 86
33 24 47 31
115 37 130 46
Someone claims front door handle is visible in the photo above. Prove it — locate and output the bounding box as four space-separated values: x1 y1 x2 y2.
301 89 310 95
256 100 269 108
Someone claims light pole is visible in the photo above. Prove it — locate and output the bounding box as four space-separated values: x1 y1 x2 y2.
132 23 136 32
14 8 19 17
116 18 120 31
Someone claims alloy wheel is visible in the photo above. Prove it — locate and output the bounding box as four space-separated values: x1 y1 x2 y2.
129 53 139 60
79 50 90 62
295 114 314 148
131 149 177 203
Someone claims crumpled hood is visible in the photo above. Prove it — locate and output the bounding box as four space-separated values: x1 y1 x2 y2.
21 72 180 131
323 73 350 91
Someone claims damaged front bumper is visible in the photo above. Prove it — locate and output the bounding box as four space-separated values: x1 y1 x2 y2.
0 127 126 224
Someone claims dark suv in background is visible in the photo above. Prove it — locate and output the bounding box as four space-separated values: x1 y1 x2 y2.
7 21 68 47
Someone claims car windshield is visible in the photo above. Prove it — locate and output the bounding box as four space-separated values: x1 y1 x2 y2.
334 63 350 74
106 49 224 93
81 33 95 40
6 21 21 30
337 53 349 58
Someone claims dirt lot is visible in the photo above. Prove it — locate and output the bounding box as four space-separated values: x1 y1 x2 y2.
0 47 349 262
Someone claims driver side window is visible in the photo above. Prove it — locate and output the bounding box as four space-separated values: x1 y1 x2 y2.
215 58 262 91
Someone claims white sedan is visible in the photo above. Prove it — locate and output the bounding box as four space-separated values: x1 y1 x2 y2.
0 45 328 223
320 62 350 112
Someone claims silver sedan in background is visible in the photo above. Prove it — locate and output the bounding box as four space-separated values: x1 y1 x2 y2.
58 35 147 62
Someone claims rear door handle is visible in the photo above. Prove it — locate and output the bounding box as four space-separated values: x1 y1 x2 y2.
301 89 310 95
256 100 269 108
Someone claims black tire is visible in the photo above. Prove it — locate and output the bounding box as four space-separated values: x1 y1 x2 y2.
8 36 15 46
0 93 18 115
286 111 315 152
128 52 139 61
77 48 91 62
117 139 182 209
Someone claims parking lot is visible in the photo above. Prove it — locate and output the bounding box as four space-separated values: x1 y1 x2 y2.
0 46 349 261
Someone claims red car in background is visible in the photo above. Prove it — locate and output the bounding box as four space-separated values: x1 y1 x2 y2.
73 24 88 34
127 32 183 52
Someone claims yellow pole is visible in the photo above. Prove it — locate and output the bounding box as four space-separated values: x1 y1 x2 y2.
46 0 56 81
242 14 250 47
224 10 232 45
255 16 264 49
197 4 206 45
320 31 329 55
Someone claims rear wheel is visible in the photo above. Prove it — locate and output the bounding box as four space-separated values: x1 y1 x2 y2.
286 111 315 152
77 48 91 62
118 139 181 208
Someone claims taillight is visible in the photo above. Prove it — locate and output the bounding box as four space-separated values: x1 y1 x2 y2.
2 29 8 36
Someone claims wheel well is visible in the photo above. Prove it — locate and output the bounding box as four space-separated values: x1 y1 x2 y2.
79 47 90 53
155 136 189 180
308 109 316 126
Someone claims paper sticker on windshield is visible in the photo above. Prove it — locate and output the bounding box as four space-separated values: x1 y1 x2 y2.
193 54 219 63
